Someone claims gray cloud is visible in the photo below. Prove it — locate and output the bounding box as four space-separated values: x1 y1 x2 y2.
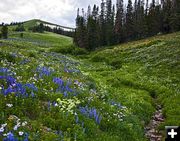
0 0 118 27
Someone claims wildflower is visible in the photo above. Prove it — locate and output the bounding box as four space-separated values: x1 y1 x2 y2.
19 131 24 136
13 123 20 131
3 133 7 136
4 132 18 141
6 104 13 108
54 103 58 107
1 123 7 128
79 106 102 124
22 121 27 127
0 127 4 133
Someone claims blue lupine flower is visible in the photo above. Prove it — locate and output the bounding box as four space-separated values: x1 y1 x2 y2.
109 100 125 109
3 87 15 96
3 132 18 141
36 66 52 78
79 106 102 124
25 83 38 91
63 91 68 97
53 77 75 97
0 68 9 74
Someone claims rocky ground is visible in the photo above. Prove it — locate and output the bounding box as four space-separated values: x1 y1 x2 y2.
145 105 165 141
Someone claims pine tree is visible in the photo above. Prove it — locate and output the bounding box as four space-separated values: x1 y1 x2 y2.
162 0 172 33
106 0 114 45
1 25 8 39
74 8 88 48
146 0 161 36
99 0 107 46
115 0 124 43
125 0 134 40
135 0 147 38
171 0 180 31
87 5 100 50
15 24 25 32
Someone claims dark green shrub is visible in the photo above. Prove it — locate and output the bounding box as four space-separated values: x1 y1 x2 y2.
28 52 37 58
108 59 122 69
50 45 87 55
15 24 25 32
51 45 73 54
1 25 8 39
20 33 24 38
91 54 108 62
72 47 88 55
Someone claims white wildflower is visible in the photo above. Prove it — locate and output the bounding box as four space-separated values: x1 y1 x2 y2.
22 121 27 126
54 103 58 107
13 124 20 131
0 127 4 133
1 123 7 128
19 131 24 136
3 133 7 136
6 104 13 108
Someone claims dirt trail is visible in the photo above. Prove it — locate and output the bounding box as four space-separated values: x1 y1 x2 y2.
145 105 165 141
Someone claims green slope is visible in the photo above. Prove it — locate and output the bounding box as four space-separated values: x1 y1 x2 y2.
4 19 75 31
23 19 75 30
0 19 74 33
0 31 179 141
82 32 180 133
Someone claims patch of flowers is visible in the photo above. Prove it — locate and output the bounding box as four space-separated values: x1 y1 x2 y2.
0 115 29 141
53 77 76 97
36 66 53 78
79 106 102 124
0 67 38 97
50 97 81 114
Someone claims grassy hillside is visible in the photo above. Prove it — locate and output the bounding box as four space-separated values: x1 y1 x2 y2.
85 32 180 126
0 31 179 141
2 19 75 32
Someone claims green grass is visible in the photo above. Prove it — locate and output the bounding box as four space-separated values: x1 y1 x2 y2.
83 32 180 127
0 31 179 141
0 19 75 32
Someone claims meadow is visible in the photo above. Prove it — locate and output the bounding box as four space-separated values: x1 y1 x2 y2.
0 31 179 141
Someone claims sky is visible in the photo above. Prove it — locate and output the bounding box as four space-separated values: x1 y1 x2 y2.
0 0 118 28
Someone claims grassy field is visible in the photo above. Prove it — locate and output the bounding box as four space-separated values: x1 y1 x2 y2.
0 19 74 32
0 31 179 141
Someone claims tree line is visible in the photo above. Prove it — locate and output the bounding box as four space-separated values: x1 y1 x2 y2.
74 0 180 50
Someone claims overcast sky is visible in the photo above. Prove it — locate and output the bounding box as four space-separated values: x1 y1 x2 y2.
0 0 121 28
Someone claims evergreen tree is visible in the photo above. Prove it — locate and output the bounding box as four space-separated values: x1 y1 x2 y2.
115 0 124 43
73 0 180 50
86 5 100 50
146 0 161 36
1 25 8 39
99 0 107 46
125 0 134 40
74 8 88 48
106 0 114 45
39 23 44 33
162 0 172 33
15 24 25 32
171 0 180 31
135 0 148 38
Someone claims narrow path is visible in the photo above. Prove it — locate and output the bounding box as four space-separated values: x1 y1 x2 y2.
145 105 165 141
